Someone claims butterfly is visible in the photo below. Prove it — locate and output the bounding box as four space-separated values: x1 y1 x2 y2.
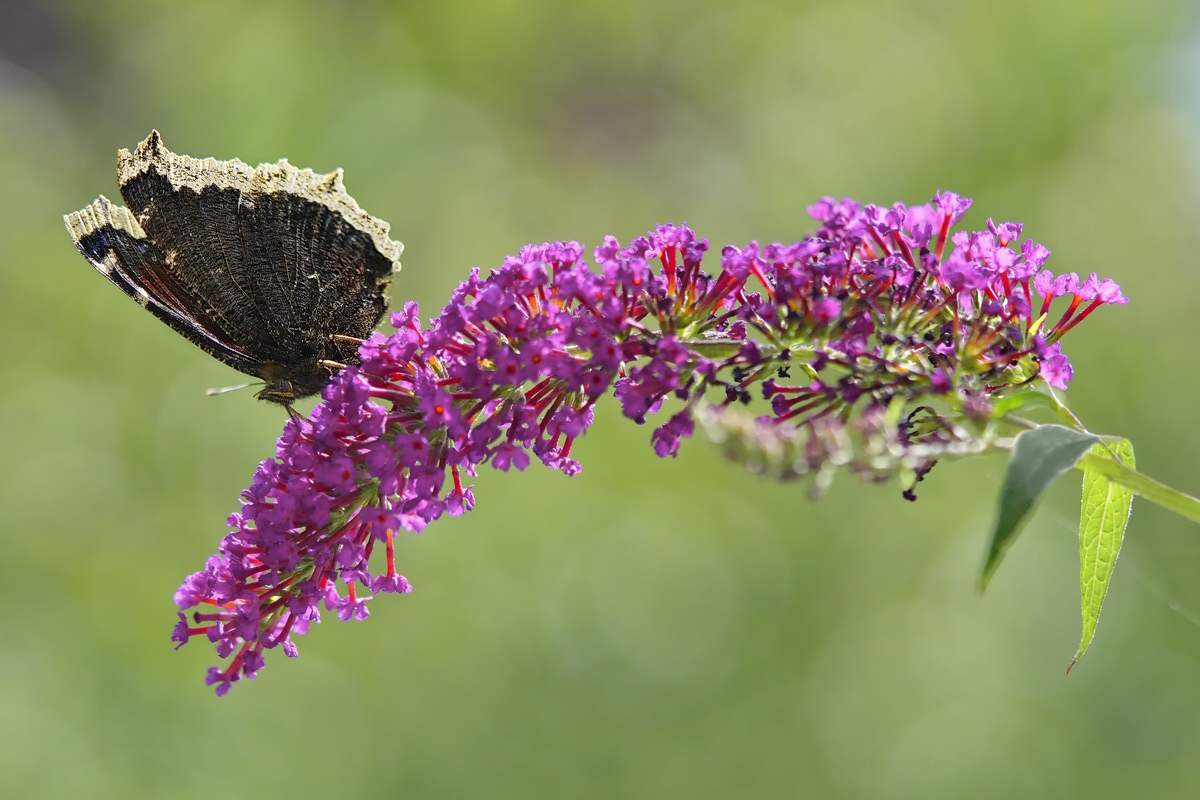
64 131 403 405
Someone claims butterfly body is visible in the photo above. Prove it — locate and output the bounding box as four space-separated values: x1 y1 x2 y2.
65 131 402 405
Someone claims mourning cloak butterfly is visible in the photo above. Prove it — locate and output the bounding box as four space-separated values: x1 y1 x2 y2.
64 131 403 405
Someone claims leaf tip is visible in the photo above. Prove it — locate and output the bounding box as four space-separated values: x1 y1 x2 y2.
976 569 993 594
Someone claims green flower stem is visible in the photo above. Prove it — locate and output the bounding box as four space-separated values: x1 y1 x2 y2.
1007 388 1200 524
1077 452 1200 525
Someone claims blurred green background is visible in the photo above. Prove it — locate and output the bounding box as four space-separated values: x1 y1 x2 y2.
4 0 1200 797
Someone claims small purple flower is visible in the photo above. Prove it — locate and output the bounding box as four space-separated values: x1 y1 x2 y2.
651 410 695 458
812 298 842 322
1037 341 1074 390
987 218 1023 244
491 441 531 472
314 455 357 496
372 573 412 594
417 380 465 435
445 485 476 517
336 591 372 622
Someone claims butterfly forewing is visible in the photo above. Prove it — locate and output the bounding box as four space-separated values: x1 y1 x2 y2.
65 131 403 404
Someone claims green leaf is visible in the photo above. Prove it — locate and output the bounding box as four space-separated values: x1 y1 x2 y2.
1069 439 1135 673
979 424 1101 590
990 387 1058 420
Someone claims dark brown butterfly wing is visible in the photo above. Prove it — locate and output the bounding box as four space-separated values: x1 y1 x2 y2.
64 131 403 403
65 195 263 375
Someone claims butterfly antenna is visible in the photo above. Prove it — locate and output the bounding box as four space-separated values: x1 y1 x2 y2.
331 334 365 345
206 382 256 397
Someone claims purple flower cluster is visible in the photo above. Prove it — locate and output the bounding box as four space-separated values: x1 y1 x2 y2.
173 192 1127 693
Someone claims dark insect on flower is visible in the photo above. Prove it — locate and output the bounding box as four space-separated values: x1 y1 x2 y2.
64 131 403 405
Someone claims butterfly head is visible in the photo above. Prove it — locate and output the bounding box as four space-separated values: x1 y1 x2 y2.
256 360 331 406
